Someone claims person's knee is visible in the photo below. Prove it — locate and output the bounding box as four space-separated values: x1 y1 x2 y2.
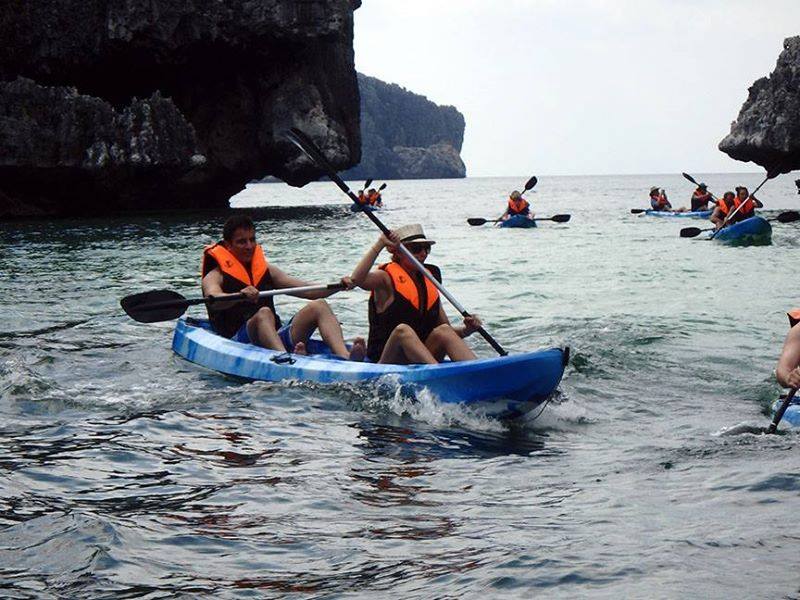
431 324 458 340
252 307 276 328
391 323 415 340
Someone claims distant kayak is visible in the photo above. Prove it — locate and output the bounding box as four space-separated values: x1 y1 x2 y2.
350 203 380 213
172 318 568 419
705 216 772 246
499 215 537 228
644 209 712 218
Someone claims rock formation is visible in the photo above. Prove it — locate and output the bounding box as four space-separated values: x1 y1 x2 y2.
342 73 466 180
719 36 800 175
0 0 362 218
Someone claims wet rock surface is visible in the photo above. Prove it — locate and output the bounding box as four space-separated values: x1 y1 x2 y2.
0 0 361 218
719 36 800 175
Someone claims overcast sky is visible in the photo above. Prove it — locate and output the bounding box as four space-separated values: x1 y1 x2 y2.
354 1 800 177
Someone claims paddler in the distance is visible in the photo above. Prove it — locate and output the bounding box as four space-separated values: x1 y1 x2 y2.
710 186 763 229
690 183 715 212
201 214 365 360
367 187 383 208
350 224 482 364
498 190 534 224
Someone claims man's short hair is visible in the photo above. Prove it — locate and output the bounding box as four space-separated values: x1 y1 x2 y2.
223 214 255 241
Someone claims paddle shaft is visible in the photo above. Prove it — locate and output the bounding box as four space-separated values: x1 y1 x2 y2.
297 135 507 356
768 387 798 434
711 175 770 239
150 283 344 311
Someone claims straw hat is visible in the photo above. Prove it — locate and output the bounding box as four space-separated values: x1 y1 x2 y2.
393 223 436 245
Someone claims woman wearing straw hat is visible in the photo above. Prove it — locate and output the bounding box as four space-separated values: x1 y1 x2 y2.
350 224 482 364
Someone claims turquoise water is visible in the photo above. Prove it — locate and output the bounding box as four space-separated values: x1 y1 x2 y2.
1 173 800 597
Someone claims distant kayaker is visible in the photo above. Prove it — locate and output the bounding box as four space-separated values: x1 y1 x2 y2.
367 188 383 207
776 309 800 388
690 183 715 212
201 214 365 359
350 224 482 364
710 187 763 229
356 190 368 206
649 187 686 213
498 190 534 223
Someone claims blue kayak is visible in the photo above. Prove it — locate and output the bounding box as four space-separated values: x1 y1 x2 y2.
350 203 380 213
499 215 537 228
644 209 712 218
772 397 800 427
172 318 568 419
706 216 772 245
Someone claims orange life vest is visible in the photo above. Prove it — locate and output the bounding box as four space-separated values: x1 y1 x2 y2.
366 262 442 362
508 197 530 215
368 192 381 206
717 197 754 219
202 243 268 287
382 262 439 311
201 243 278 337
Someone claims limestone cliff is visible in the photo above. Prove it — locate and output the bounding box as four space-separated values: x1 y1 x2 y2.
719 36 800 174
342 73 466 180
0 0 362 218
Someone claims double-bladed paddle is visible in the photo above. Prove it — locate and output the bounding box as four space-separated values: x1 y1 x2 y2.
286 127 508 356
682 172 719 205
121 283 346 324
679 210 800 238
467 214 571 226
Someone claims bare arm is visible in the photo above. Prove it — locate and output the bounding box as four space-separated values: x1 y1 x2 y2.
202 268 259 310
777 325 800 388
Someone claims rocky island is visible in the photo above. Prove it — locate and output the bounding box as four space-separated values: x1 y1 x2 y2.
719 36 800 175
0 0 362 218
342 73 466 180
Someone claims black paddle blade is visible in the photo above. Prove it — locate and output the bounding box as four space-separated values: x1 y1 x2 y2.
630 208 647 214
524 176 538 191
467 218 488 226
550 214 571 223
776 211 800 223
121 289 189 323
364 178 373 189
378 183 387 191
680 227 703 238
682 172 698 185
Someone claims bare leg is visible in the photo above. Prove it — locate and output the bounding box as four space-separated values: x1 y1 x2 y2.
289 299 350 359
425 324 476 362
379 324 437 365
245 307 285 351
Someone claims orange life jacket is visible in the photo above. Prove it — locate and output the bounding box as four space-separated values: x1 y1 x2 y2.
201 243 277 337
366 262 442 362
202 243 268 287
717 197 754 219
508 197 530 215
368 192 381 206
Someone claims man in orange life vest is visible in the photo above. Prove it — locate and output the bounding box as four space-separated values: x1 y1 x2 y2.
350 224 482 364
499 190 534 222
202 214 365 359
710 186 763 229
776 309 800 389
367 188 382 207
